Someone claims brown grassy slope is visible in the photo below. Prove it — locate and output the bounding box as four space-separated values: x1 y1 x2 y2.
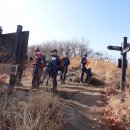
0 91 65 130
1 56 130 129
69 56 117 82
0 63 65 130
0 64 11 83
70 56 130 129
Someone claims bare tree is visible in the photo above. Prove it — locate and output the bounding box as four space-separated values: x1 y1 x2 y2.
29 38 92 58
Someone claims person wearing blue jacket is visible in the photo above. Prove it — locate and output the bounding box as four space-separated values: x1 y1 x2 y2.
48 49 62 92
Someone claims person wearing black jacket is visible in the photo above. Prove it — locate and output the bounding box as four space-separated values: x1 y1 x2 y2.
80 53 92 83
60 52 70 84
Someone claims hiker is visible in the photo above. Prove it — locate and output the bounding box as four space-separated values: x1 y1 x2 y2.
33 48 46 66
80 53 92 83
31 48 46 71
43 50 63 87
48 49 62 92
30 48 46 87
60 52 70 84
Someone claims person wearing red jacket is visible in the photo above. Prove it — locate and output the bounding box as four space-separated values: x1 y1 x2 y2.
32 48 46 68
31 48 46 87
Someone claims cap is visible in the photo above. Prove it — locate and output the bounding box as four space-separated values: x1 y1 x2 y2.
65 51 69 54
34 48 40 52
84 53 87 57
51 49 57 52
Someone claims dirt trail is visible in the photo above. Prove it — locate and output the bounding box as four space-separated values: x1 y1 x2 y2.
19 76 108 130
58 83 108 130
1 73 109 130
16 78 108 130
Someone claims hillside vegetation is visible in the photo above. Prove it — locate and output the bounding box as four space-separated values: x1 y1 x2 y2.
1 52 130 129
70 56 130 129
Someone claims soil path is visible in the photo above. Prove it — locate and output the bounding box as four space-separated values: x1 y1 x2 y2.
58 83 108 130
8 74 109 130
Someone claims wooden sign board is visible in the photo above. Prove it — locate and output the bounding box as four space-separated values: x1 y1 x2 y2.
0 31 29 64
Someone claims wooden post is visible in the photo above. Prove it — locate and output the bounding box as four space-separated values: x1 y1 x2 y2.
16 25 23 63
107 37 130 101
120 37 127 91
17 25 23 33
8 25 23 94
16 25 23 85
0 26 2 34
0 27 2 46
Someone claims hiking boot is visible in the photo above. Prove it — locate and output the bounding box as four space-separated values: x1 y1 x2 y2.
61 81 65 84
80 79 84 83
87 78 93 84
31 86 35 89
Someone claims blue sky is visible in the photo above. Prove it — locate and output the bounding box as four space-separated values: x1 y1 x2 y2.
0 0 130 59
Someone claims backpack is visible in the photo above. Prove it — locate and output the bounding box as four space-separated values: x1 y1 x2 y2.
62 57 70 65
50 56 58 67
57 56 63 67
41 54 46 67
42 55 46 62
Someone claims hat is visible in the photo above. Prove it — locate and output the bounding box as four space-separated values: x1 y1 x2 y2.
84 53 87 57
65 52 69 54
34 47 40 52
51 49 57 52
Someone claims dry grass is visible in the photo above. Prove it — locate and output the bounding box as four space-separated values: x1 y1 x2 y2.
104 90 130 129
69 56 118 82
0 64 11 83
0 61 66 130
87 59 130 129
0 91 65 130
0 64 11 74
89 59 130 129
69 56 130 129
1 56 130 129
0 74 8 83
69 56 80 70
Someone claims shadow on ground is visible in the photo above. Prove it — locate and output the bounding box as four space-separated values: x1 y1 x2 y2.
66 77 105 88
89 78 105 87
59 84 108 130
59 90 104 107
61 86 105 94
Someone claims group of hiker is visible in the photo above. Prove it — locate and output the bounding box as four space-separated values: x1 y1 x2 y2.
31 47 92 92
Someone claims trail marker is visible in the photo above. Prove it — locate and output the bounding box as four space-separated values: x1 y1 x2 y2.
107 37 130 101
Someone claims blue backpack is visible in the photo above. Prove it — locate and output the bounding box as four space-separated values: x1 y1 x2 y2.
50 57 58 67
63 58 69 65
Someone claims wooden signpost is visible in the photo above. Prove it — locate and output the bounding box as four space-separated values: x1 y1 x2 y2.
0 25 29 95
107 37 129 101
